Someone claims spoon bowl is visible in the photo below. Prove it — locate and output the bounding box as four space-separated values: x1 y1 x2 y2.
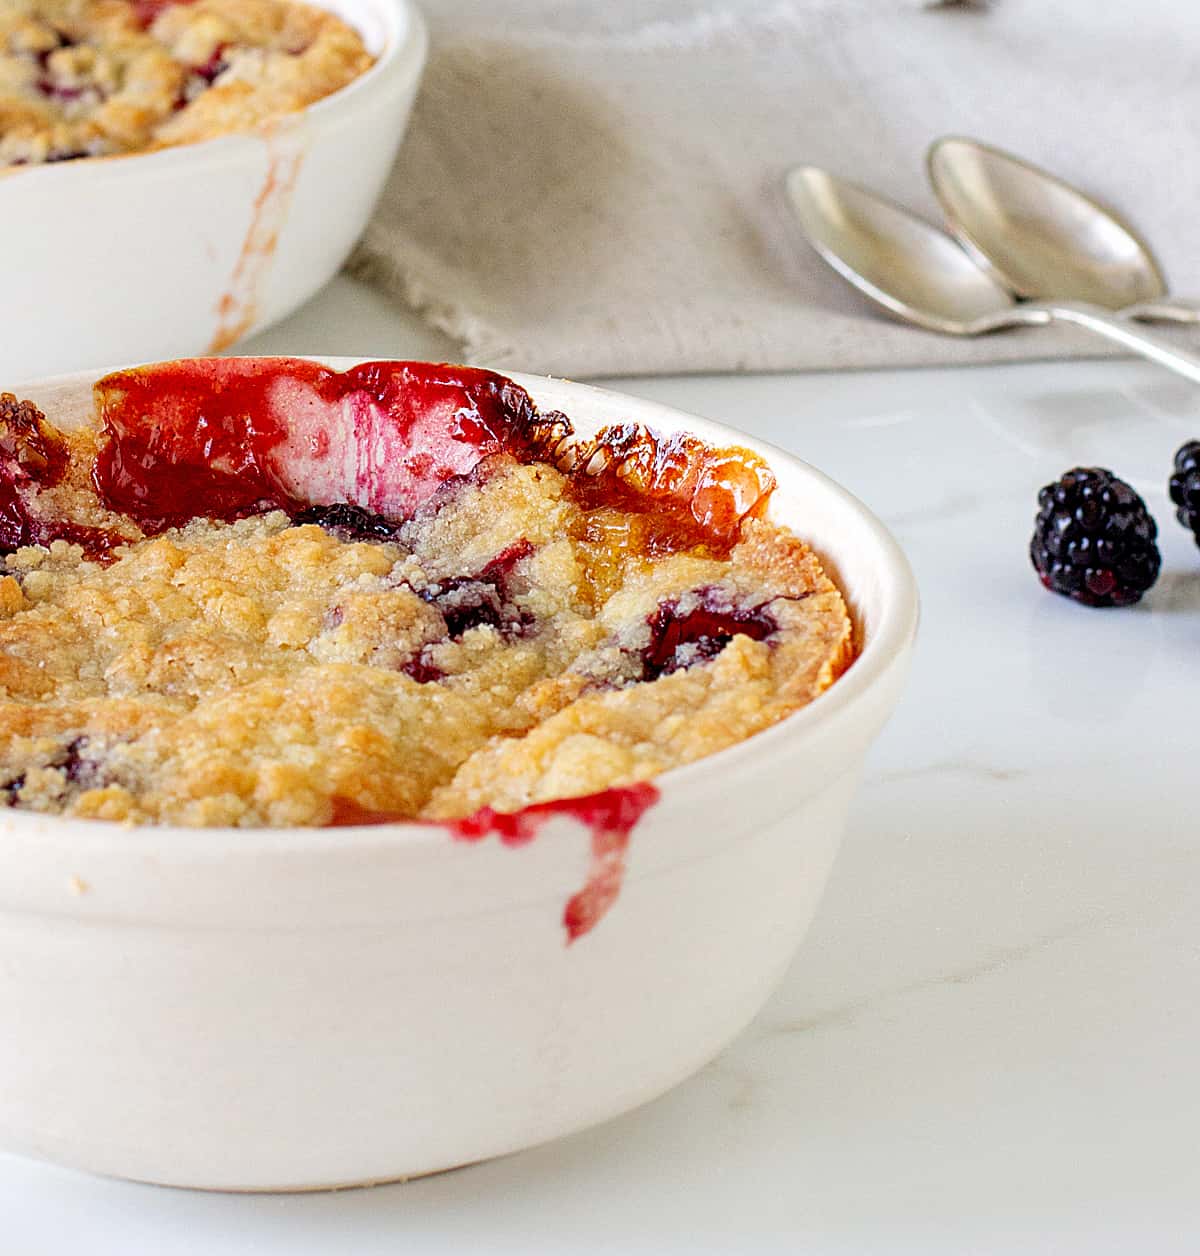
927 136 1172 313
784 167 1026 333
784 164 1200 386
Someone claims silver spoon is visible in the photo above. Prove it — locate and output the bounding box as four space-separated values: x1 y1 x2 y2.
927 136 1199 324
784 166 1200 385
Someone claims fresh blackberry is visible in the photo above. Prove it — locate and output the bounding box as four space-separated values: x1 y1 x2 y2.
1169 441 1200 548
1030 468 1160 607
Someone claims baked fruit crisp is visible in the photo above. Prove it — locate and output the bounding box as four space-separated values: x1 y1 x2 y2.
0 0 373 166
0 359 855 830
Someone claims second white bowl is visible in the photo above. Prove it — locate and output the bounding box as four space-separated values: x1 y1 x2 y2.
0 1 426 380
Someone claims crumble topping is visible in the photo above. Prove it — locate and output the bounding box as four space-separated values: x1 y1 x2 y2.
0 0 373 166
0 360 855 827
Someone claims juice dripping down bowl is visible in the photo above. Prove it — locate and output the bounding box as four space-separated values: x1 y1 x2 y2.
0 360 918 1190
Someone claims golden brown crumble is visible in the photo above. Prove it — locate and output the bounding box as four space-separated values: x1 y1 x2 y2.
0 368 855 828
0 0 373 166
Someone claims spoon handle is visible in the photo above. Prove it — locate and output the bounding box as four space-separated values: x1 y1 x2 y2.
1033 301 1200 385
1123 299 1200 326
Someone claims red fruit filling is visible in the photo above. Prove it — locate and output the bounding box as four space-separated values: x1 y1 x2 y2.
90 358 774 560
35 78 89 102
641 588 777 679
129 0 194 29
0 394 117 559
92 358 560 532
192 43 229 85
0 394 68 487
400 651 446 685
417 539 534 642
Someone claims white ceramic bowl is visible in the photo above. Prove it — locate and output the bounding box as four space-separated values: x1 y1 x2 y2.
0 361 918 1191
0 2 425 381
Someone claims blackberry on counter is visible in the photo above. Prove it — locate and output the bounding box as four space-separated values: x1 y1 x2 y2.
1030 468 1161 607
1169 441 1200 548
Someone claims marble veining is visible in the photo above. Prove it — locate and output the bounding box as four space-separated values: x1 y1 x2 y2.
876 757 1029 784
756 913 1123 1041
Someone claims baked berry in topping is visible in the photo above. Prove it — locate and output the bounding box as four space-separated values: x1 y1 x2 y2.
59 736 108 789
478 539 534 582
192 43 229 85
423 579 522 641
1169 441 1200 549
1 736 107 808
35 79 92 103
291 503 403 544
1030 467 1161 607
401 649 445 685
642 587 776 679
0 394 69 488
418 544 534 642
0 395 121 558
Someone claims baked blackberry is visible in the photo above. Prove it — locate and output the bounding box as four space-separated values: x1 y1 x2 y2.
291 503 401 544
1030 468 1161 607
1169 441 1200 548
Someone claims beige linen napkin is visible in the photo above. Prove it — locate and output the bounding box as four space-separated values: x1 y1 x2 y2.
351 0 1199 377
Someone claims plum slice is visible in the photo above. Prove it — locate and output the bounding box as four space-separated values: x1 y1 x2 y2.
92 358 563 533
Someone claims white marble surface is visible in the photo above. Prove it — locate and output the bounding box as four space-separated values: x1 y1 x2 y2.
5 278 1200 1253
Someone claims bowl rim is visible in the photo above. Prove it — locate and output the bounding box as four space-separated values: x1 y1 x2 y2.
0 357 919 854
0 0 426 184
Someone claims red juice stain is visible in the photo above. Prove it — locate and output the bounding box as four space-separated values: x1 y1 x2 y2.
478 537 534 582
192 42 229 85
326 797 408 826
399 652 446 684
327 783 661 943
130 0 195 28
